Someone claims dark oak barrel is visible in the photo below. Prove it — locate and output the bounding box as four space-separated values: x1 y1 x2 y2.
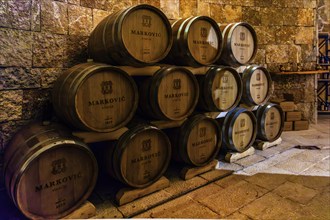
88 4 173 66
165 114 221 167
253 103 284 142
52 62 138 132
217 22 257 67
95 124 171 188
194 66 242 112
240 65 272 106
124 66 199 121
3 122 98 219
165 16 223 66
217 108 257 152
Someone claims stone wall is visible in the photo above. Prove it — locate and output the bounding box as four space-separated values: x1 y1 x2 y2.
0 0 318 183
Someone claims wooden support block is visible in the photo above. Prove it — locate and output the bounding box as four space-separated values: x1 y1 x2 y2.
62 201 96 219
72 127 128 143
180 160 218 180
253 137 282 150
224 147 255 163
115 176 170 206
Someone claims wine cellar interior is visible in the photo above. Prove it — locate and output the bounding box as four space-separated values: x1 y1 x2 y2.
0 0 329 219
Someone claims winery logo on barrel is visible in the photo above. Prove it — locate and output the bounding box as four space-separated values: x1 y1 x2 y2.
142 139 152 151
101 80 113 95
142 15 152 27
201 27 207 38
270 112 275 120
222 75 229 83
240 119 246 127
240 32 246 41
173 79 181 90
256 72 261 81
51 158 67 175
199 127 207 137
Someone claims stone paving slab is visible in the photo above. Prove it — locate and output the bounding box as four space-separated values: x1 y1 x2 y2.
272 181 318 204
234 154 266 167
134 196 220 219
274 158 315 174
244 173 289 190
199 181 268 218
287 175 330 190
214 174 248 189
291 149 330 163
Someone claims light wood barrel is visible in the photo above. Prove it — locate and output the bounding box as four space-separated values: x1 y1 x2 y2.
99 125 171 188
133 66 199 120
253 103 284 142
88 4 172 66
52 62 138 132
3 122 98 219
195 66 242 112
164 16 222 66
217 22 257 67
165 114 221 167
217 108 257 152
241 65 272 106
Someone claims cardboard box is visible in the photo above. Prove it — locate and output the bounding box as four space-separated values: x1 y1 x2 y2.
280 101 296 112
294 120 309 131
286 111 302 121
283 121 293 131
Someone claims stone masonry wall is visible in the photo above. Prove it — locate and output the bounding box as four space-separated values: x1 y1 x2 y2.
0 0 318 185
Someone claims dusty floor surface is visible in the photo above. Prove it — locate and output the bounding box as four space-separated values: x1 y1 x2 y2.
0 115 329 219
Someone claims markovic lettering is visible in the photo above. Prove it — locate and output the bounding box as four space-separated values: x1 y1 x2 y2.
164 93 189 98
252 83 264 87
131 30 161 37
35 172 82 192
193 40 214 46
88 96 126 106
234 129 249 135
192 138 214 147
131 151 161 163
234 43 250 47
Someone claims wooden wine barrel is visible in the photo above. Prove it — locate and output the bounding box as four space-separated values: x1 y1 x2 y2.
3 122 98 219
217 22 257 67
195 66 243 112
240 65 272 106
130 66 199 121
52 62 138 132
166 114 221 167
88 4 173 66
253 103 284 142
100 125 171 188
217 108 257 152
165 16 223 66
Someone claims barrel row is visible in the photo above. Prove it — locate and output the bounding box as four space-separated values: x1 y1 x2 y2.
3 102 284 219
88 4 258 67
52 62 273 133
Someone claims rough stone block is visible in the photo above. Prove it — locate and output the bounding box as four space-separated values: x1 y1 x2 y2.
251 48 266 65
266 45 289 63
282 8 298 25
41 0 68 34
197 0 210 16
275 27 297 44
68 0 79 4
301 44 317 63
68 5 93 36
22 89 52 121
242 7 261 26
0 90 23 122
210 4 242 23
288 45 302 63
0 0 32 30
254 26 276 44
32 32 66 68
92 9 110 30
32 0 41 31
0 28 32 67
179 0 197 17
65 35 88 67
0 120 30 152
39 68 64 88
0 68 40 90
260 7 284 26
295 27 314 44
297 8 314 26
160 0 180 19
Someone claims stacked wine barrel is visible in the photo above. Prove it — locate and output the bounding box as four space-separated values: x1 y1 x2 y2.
4 4 285 218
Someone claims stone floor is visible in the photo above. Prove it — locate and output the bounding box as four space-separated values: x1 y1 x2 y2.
0 115 329 219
